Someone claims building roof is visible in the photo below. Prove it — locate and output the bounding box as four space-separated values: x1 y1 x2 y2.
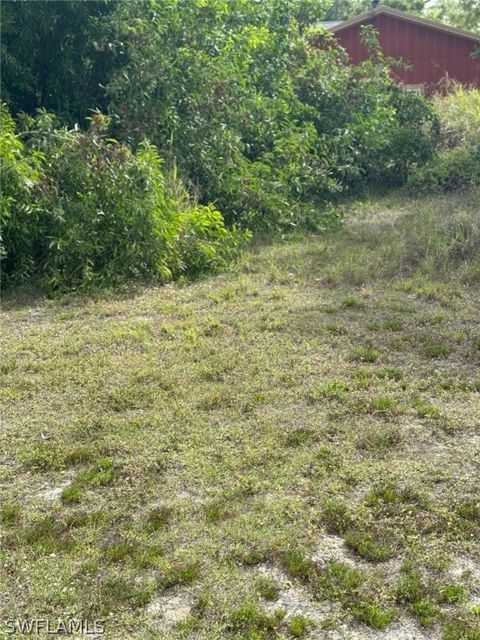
319 20 343 29
328 6 480 44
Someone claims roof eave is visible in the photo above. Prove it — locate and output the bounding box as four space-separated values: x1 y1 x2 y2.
329 6 480 44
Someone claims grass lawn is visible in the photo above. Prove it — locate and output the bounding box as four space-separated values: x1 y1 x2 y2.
1 190 479 639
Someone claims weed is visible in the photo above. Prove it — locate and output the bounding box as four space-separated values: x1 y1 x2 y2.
365 396 398 414
443 618 480 640
135 546 165 568
368 320 402 332
439 584 467 604
325 323 348 335
365 484 423 509
341 297 363 309
145 506 174 532
411 599 439 626
383 320 402 331
413 400 441 419
322 499 351 534
235 549 265 566
344 530 395 562
353 369 375 388
105 386 151 412
395 569 426 604
226 602 277 634
310 380 349 401
351 347 380 363
61 485 83 504
78 458 119 486
64 511 104 529
350 602 395 629
158 563 197 589
284 428 315 447
22 516 75 555
282 550 315 582
422 340 451 359
20 444 65 471
317 562 363 600
418 313 446 326
198 386 234 410
320 617 338 630
102 577 154 608
1 502 20 525
316 446 340 472
160 323 176 338
375 367 404 380
105 542 136 563
204 501 228 523
255 576 279 601
357 426 402 453
63 446 96 466
322 305 338 314
288 615 312 637
457 502 480 522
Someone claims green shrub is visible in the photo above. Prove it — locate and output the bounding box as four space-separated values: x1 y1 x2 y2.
408 146 480 193
107 5 436 229
0 104 42 282
1 108 249 291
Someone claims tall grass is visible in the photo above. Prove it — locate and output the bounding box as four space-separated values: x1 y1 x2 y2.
408 86 480 192
432 84 480 148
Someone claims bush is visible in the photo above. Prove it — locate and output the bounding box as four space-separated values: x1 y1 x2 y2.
107 3 436 230
408 146 480 193
0 107 249 292
0 105 42 282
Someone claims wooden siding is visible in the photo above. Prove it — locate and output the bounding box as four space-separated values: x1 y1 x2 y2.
333 13 480 90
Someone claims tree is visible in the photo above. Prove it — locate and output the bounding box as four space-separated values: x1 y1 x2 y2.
426 0 480 33
105 0 435 229
0 0 116 123
323 0 426 21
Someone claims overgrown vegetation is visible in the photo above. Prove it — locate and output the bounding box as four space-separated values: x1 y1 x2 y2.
1 2 479 636
0 106 248 291
409 85 480 193
1 191 479 638
1 0 445 292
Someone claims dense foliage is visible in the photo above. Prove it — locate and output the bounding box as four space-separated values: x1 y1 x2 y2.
0 107 248 291
409 86 480 192
324 0 425 21
0 0 470 293
427 0 480 34
107 3 436 229
0 0 116 124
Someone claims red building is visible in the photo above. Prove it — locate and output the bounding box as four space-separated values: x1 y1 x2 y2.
327 6 480 93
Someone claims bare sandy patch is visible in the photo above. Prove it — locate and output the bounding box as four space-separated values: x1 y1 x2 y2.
146 591 193 629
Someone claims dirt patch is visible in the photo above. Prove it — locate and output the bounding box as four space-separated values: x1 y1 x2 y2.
311 533 360 568
257 563 335 624
146 591 193 629
331 618 441 640
37 474 74 501
449 556 480 589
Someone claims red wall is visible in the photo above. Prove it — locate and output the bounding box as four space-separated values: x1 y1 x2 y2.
334 14 480 90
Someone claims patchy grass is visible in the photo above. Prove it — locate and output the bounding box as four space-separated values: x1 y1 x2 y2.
1 190 479 638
